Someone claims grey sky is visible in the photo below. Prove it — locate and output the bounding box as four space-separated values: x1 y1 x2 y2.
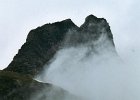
0 0 140 69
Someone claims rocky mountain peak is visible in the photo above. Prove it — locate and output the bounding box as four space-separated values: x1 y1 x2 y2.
1 15 119 100
4 15 116 77
85 14 98 23
79 15 114 46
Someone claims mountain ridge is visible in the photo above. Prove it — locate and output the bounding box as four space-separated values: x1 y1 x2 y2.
4 15 116 77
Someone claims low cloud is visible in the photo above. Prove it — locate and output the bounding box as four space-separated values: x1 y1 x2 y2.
35 27 140 100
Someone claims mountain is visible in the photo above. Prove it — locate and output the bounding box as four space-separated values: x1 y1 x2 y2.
4 15 116 77
1 15 117 100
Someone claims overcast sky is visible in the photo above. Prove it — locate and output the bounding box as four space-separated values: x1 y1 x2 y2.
0 0 140 69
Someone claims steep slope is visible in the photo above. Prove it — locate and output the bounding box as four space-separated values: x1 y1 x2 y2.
80 15 114 44
4 19 78 77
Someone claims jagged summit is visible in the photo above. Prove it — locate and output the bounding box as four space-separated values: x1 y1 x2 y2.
79 15 114 46
4 15 116 77
26 18 78 42
85 14 98 23
83 15 106 24
61 18 74 23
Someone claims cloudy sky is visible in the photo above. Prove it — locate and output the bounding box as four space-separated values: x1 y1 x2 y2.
0 0 140 69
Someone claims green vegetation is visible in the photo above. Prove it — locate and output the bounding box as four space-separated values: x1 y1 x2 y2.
0 70 50 100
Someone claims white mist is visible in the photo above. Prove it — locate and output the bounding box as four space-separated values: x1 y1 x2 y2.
36 28 140 100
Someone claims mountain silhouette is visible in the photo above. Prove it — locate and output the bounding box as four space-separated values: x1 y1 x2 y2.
0 15 117 100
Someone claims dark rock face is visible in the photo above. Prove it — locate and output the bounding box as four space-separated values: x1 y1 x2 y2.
4 19 78 77
80 15 113 42
4 15 115 77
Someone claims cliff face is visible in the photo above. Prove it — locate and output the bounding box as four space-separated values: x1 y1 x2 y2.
4 19 78 77
80 15 114 43
4 15 116 77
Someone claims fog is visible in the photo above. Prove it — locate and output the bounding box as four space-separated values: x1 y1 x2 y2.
0 0 140 70
36 27 140 100
0 1 140 99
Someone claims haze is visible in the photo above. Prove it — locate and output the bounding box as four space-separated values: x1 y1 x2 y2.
0 0 140 69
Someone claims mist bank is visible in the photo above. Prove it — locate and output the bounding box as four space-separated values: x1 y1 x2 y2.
37 29 140 100
36 16 140 100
